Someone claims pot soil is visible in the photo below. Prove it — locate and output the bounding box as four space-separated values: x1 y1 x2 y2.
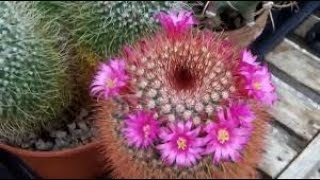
0 108 104 179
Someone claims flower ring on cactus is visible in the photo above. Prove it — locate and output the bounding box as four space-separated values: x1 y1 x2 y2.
94 10 276 178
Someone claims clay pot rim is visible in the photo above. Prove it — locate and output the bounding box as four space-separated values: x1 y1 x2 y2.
0 140 99 158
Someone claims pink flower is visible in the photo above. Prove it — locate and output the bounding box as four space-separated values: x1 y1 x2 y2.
238 49 277 106
90 59 129 100
239 50 260 78
122 110 160 149
157 121 205 167
243 66 277 106
204 109 251 163
155 10 196 37
229 101 255 128
242 49 259 67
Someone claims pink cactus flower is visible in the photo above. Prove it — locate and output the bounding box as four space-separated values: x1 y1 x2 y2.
155 10 196 37
90 59 129 100
157 121 206 167
242 49 260 67
204 109 251 163
239 50 260 78
229 101 255 128
122 110 160 149
243 66 277 106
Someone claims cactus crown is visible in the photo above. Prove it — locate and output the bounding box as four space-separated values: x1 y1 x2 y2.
0 2 71 138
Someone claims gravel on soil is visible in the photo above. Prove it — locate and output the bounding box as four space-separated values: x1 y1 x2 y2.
0 108 98 151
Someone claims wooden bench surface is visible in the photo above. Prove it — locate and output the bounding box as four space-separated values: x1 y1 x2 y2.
257 27 320 178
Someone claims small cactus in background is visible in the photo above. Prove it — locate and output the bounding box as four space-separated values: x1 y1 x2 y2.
192 1 297 31
207 1 261 27
0 2 71 138
92 10 277 178
68 1 187 57
190 1 262 30
32 1 190 65
191 1 263 30
32 1 189 104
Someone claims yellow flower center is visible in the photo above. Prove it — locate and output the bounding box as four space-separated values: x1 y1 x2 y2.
106 79 115 88
253 82 262 90
217 129 230 144
177 137 187 150
143 125 150 138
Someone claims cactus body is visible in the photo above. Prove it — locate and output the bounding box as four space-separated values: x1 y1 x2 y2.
192 1 262 30
69 1 186 57
0 2 71 138
92 11 276 178
213 1 260 26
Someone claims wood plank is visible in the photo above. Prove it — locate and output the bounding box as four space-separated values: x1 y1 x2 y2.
278 133 320 179
306 161 320 179
294 15 320 38
266 39 320 93
305 162 320 179
258 121 303 178
269 76 320 140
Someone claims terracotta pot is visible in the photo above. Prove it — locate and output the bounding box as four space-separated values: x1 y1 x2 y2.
0 140 104 179
222 10 270 48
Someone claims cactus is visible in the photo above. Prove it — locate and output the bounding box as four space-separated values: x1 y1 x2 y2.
207 1 261 26
31 1 189 104
34 1 72 37
191 1 264 30
0 2 71 138
67 1 187 57
92 11 277 178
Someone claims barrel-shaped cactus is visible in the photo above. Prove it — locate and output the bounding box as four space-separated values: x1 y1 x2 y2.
0 2 71 138
92 11 277 178
31 1 189 105
68 1 187 57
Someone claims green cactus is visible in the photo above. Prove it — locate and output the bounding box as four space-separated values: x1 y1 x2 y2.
67 1 187 57
0 2 71 138
207 1 261 26
191 1 264 30
34 1 72 37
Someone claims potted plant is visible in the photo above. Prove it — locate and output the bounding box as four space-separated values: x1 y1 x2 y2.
190 1 297 48
0 1 188 178
0 2 103 178
91 10 278 178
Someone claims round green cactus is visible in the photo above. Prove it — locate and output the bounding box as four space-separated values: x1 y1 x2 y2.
0 2 71 138
68 1 187 57
30 1 189 105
